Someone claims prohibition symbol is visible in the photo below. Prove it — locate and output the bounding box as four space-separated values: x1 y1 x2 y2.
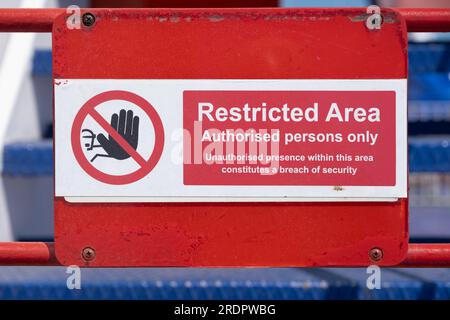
71 90 164 185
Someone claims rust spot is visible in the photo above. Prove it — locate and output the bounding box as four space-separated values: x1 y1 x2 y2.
54 79 68 86
169 15 180 23
349 12 397 24
208 14 224 22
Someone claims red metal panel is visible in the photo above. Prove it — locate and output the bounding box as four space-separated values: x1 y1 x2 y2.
53 8 409 267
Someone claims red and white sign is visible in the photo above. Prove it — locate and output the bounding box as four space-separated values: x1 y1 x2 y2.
70 90 164 185
55 79 407 202
184 90 395 186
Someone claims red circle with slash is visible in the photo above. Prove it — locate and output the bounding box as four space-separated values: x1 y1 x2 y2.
71 90 164 185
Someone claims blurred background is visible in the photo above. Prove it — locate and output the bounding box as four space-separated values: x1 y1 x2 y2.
0 0 449 300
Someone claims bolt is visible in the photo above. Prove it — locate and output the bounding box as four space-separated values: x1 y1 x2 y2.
369 247 383 262
82 12 96 27
82 247 95 261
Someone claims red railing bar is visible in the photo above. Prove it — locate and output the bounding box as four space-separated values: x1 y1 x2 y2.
396 8 450 32
0 8 63 32
400 244 450 267
0 242 58 266
1 242 450 266
0 8 447 266
0 8 448 33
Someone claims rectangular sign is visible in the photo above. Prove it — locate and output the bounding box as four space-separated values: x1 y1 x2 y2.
55 79 407 202
184 90 395 186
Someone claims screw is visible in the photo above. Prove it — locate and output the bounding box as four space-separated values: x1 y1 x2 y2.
82 247 95 261
369 247 383 262
82 12 96 27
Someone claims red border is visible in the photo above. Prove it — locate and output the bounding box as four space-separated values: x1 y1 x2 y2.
71 90 164 185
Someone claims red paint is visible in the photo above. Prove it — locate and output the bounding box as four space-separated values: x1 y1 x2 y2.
396 8 450 32
91 0 280 8
400 244 450 267
2 241 450 267
71 90 164 185
0 9 62 32
0 242 57 266
53 9 409 80
54 200 409 266
0 7 447 267
184 90 396 186
53 8 408 267
0 8 448 33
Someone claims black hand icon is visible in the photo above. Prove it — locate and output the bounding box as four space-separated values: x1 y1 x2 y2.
96 109 140 160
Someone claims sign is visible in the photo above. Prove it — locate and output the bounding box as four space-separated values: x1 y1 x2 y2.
55 79 407 202
53 8 409 267
70 90 164 185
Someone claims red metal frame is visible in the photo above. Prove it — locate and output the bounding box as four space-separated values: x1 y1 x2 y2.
398 8 450 32
53 8 409 267
0 7 448 267
0 8 448 32
0 242 57 266
2 242 450 267
402 244 450 267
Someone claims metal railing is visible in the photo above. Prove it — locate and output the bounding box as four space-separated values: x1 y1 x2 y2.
0 7 449 267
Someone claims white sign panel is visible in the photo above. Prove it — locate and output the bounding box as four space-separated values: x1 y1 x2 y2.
55 79 407 202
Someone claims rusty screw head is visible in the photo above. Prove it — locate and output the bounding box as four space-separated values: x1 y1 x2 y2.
82 247 95 261
369 247 383 262
82 12 96 27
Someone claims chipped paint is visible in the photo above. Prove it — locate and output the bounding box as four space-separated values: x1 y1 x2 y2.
54 79 68 86
169 15 180 23
208 14 224 22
